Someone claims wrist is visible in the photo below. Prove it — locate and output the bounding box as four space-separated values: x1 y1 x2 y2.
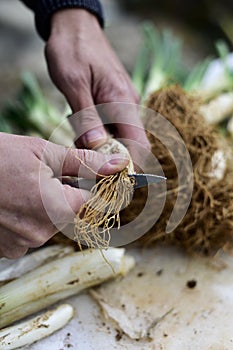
50 8 101 37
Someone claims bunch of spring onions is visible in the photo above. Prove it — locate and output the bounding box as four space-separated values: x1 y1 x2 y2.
131 23 212 100
132 23 233 134
0 246 135 349
197 41 233 134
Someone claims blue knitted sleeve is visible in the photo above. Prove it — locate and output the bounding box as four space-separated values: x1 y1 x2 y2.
20 0 104 41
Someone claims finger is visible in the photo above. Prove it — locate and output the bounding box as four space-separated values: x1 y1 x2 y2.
100 95 150 147
40 142 129 179
93 70 151 160
45 42 108 149
0 227 28 259
99 102 151 171
39 172 90 231
0 216 56 252
62 184 90 214
67 87 107 149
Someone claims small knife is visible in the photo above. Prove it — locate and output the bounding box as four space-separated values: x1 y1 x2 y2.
62 174 166 191
129 174 166 189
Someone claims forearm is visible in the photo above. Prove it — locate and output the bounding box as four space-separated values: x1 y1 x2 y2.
20 0 104 40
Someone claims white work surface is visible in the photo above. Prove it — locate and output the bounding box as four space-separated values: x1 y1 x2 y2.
2 245 232 350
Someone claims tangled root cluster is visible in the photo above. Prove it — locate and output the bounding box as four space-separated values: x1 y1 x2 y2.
74 169 135 250
132 85 233 254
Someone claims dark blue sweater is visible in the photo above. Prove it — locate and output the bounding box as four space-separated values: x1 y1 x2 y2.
20 0 104 41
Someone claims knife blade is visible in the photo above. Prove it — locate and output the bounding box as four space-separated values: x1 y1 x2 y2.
129 174 166 189
62 174 166 191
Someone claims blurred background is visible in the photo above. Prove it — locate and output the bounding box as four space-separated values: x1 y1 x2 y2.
0 0 232 109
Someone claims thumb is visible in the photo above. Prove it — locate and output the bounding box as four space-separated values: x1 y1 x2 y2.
40 141 129 179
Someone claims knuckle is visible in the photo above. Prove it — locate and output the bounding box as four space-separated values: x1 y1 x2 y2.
77 148 91 166
61 71 90 103
57 59 89 88
78 109 98 124
112 81 130 100
97 72 130 102
76 149 100 175
27 136 46 157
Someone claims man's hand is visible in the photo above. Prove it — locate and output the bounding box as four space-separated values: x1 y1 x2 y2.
0 133 128 259
45 9 150 154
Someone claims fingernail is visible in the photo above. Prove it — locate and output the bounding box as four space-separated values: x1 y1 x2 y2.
108 157 129 166
83 129 106 147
